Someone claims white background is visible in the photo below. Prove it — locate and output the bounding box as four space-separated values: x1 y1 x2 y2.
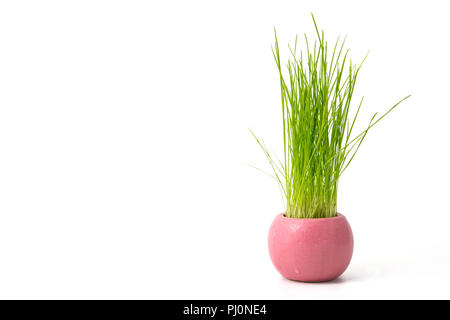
0 0 449 299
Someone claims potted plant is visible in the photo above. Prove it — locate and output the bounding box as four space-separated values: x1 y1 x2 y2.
252 15 410 282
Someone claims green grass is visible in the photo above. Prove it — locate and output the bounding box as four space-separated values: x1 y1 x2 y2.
252 14 410 219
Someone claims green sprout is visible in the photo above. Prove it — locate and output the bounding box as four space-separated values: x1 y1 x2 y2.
252 14 410 219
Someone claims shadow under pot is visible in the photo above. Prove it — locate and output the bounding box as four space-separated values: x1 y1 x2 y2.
268 213 354 282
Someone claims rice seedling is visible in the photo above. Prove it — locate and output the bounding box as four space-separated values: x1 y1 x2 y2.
252 14 410 219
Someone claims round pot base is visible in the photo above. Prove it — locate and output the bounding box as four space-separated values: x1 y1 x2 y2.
268 213 353 282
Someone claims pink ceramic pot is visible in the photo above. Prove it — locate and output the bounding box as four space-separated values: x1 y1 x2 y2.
268 213 353 282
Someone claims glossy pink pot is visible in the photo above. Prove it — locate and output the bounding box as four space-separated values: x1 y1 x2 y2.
268 213 353 282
